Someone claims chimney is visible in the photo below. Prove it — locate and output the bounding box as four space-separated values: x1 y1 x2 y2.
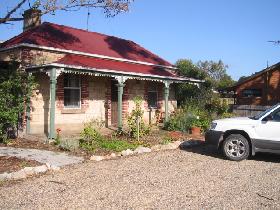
22 9 41 31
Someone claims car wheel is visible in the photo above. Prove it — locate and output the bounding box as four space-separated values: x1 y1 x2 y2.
222 134 250 161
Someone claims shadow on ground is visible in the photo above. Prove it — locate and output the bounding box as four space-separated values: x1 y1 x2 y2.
180 139 280 163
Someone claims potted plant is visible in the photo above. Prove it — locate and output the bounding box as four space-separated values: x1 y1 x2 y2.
190 116 201 135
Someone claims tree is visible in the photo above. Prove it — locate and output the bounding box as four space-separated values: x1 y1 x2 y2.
197 60 235 89
174 59 235 105
0 0 133 25
237 75 249 83
0 62 37 141
175 59 206 80
174 59 207 105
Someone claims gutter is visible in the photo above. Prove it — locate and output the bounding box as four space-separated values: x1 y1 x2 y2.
26 63 204 83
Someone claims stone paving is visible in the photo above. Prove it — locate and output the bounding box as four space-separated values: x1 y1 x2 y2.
0 147 84 167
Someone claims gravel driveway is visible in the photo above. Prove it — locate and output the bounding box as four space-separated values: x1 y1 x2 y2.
0 143 279 209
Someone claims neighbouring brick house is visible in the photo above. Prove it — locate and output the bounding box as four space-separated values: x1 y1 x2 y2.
0 9 201 139
226 62 280 106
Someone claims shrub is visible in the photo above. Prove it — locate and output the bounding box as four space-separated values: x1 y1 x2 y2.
0 62 37 141
127 96 150 138
80 120 104 150
164 99 218 133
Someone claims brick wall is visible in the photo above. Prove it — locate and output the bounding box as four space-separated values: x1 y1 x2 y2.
81 75 89 110
235 68 280 106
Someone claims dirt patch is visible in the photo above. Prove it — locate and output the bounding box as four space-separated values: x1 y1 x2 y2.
0 139 61 152
0 156 41 174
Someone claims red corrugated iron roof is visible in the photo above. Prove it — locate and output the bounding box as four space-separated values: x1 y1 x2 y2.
55 54 178 78
1 22 172 67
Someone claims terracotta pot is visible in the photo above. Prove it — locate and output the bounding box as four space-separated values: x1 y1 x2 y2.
191 126 201 135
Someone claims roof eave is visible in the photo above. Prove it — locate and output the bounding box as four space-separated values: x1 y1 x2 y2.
26 63 203 83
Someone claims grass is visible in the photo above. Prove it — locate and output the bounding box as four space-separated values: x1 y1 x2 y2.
99 139 138 152
161 136 172 145
80 137 139 153
19 161 31 168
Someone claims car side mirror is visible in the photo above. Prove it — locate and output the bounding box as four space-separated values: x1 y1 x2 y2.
263 115 273 121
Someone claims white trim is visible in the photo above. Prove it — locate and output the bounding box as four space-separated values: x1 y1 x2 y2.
26 63 203 83
0 43 177 70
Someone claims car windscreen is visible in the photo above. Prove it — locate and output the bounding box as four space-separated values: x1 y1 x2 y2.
251 104 279 120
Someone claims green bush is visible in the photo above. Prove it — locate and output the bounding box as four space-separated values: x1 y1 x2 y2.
0 62 37 141
164 98 225 132
80 120 104 150
127 96 150 138
79 120 138 152
99 139 138 152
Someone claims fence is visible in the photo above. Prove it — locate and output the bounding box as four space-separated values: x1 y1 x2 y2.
231 105 271 117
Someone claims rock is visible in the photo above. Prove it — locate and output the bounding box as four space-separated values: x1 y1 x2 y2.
110 153 117 158
90 155 104 161
23 167 35 176
134 146 152 154
161 143 178 150
33 165 48 174
0 173 9 181
173 141 182 147
121 149 134 156
50 165 60 171
46 163 51 169
151 145 162 151
11 170 27 180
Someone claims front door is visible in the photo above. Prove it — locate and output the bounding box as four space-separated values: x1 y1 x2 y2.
111 80 118 126
254 107 280 149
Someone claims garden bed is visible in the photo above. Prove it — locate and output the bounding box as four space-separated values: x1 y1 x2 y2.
0 129 204 159
0 156 41 174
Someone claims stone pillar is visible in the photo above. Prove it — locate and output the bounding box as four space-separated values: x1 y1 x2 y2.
49 68 57 140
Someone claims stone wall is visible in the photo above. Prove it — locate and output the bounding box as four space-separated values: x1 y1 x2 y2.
30 73 107 134
29 74 177 135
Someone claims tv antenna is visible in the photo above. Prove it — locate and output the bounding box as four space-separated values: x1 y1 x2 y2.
86 1 90 31
268 40 280 45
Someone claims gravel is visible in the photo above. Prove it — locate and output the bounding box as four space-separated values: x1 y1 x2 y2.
0 144 279 209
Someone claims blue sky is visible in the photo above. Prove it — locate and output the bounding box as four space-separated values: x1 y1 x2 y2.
1 0 280 80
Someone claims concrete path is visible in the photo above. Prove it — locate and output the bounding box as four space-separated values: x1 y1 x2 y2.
0 147 84 167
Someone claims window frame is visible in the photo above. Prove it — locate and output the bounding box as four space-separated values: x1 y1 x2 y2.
241 88 262 98
147 84 158 109
63 74 81 109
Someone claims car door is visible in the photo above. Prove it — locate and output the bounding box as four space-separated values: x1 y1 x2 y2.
254 107 280 150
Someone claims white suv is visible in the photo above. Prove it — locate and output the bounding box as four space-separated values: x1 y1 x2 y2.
205 104 280 161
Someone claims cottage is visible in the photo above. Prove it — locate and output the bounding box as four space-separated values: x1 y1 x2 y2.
0 9 201 139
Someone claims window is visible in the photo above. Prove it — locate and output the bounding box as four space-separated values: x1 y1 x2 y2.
64 74 81 108
242 89 262 97
272 109 280 122
148 83 158 108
